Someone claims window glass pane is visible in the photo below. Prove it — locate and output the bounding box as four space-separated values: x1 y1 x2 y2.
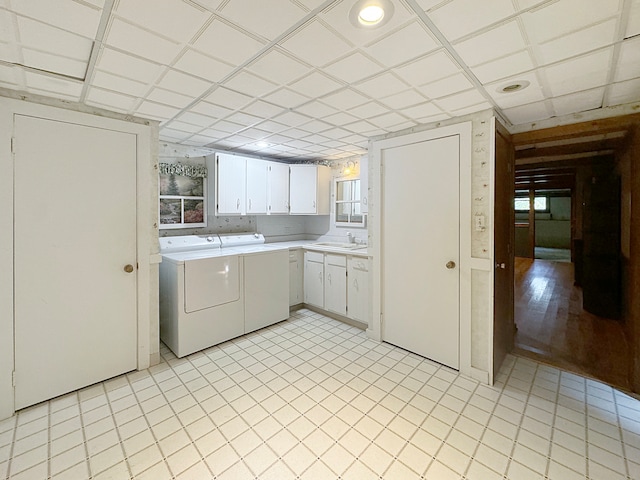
160 174 203 196
515 198 529 211
160 199 181 224
533 196 547 211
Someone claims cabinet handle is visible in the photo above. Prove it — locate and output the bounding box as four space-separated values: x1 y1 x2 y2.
354 278 359 290
318 271 323 283
328 273 331 284
236 198 240 210
249 198 252 210
313 200 316 209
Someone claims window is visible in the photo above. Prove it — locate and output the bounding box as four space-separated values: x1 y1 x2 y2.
515 196 548 212
159 163 207 229
335 178 365 226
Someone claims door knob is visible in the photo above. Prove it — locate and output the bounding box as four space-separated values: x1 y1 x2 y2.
446 261 456 269
124 264 134 273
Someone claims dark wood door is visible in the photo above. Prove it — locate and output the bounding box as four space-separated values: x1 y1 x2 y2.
493 123 515 380
582 164 621 319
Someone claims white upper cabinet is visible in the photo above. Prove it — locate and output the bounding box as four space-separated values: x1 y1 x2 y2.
216 153 246 215
246 158 268 215
289 165 331 215
267 161 290 214
360 155 369 214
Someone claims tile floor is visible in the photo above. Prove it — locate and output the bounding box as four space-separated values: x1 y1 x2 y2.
1 309 639 480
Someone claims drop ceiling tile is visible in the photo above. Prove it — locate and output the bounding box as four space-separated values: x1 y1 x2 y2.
17 16 93 61
10 0 101 39
294 101 340 119
299 119 333 134
486 72 545 109
365 21 439 68
209 119 246 134
353 72 409 98
627 0 640 37
322 112 360 126
606 78 640 106
472 50 535 84
281 20 353 67
323 51 384 84
262 87 310 108
198 128 232 140
502 101 550 125
157 69 212 98
219 0 308 40
401 102 447 122
368 112 409 129
254 121 288 134
193 18 266 67
190 101 232 119
166 121 203 134
242 100 286 118
187 134 219 145
115 0 209 43
247 49 311 85
0 64 18 86
263 133 293 144
159 128 193 141
173 49 235 83
223 70 279 97
342 120 377 134
428 0 516 41
614 37 640 82
392 51 461 86
300 134 331 145
348 101 389 119
537 19 617 66
522 0 621 43
545 47 613 96
379 88 429 109
204 86 253 110
288 71 343 97
552 87 605 116
433 89 487 112
418 73 474 100
24 71 83 97
91 70 148 97
273 110 313 127
454 21 527 67
26 86 80 102
21 49 88 79
0 11 15 43
237 127 271 140
175 111 217 128
85 87 138 112
225 111 263 127
105 18 181 66
415 0 445 10
146 87 194 109
317 0 415 47
514 0 547 9
96 47 163 84
320 88 370 110
451 101 492 116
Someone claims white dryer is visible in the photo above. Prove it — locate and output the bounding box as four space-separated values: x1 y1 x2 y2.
159 235 244 357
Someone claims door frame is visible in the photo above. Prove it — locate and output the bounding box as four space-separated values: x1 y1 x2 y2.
369 122 474 379
0 95 157 420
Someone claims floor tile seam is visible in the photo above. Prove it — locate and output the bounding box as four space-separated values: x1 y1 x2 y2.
612 394 632 479
79 384 108 480
6 402 51 479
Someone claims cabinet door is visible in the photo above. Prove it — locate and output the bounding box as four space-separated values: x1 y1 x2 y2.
268 162 290 214
289 249 303 306
246 158 268 214
347 257 369 325
290 165 318 214
325 254 346 316
360 155 369 214
217 153 246 215
304 255 324 308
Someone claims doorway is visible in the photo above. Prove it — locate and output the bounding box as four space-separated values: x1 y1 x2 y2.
508 117 637 391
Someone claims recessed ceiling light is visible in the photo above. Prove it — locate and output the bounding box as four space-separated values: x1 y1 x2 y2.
349 0 394 28
497 80 530 93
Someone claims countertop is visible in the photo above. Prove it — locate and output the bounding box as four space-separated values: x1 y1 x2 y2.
268 240 370 257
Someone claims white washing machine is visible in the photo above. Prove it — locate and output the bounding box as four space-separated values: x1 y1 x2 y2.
219 233 290 334
159 235 244 358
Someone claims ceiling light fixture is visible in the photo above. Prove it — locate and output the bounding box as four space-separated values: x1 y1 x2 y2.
349 0 394 28
497 80 530 93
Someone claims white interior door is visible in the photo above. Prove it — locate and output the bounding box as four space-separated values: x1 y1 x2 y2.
14 115 138 409
381 135 460 369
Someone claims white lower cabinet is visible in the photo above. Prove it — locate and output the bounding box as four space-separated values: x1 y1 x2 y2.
347 257 370 325
289 248 303 306
324 254 346 316
302 249 370 326
304 251 324 308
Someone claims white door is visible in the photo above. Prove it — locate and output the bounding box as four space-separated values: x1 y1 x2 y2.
246 158 268 214
14 115 138 409
381 135 460 369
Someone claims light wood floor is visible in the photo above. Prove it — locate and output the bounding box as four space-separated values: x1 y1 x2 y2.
513 257 631 390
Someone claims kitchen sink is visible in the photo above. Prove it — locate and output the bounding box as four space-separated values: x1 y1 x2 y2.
312 242 367 249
